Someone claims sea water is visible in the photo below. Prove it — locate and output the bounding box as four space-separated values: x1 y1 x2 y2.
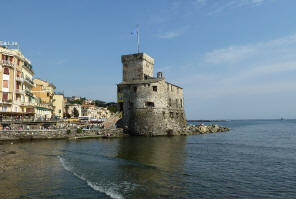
0 120 295 199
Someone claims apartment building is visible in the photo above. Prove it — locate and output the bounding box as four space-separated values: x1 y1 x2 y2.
0 45 35 117
32 78 56 119
53 93 64 118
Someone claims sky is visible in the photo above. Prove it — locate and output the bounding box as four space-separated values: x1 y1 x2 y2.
1 0 296 119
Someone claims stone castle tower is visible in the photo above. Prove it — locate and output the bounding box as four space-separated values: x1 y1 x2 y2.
117 53 186 136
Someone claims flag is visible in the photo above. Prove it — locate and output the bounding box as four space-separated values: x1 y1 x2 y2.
130 29 138 35
131 25 139 35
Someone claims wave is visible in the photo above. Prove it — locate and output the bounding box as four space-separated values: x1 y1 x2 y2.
58 156 124 199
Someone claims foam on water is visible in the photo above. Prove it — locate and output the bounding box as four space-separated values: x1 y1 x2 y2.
58 156 124 199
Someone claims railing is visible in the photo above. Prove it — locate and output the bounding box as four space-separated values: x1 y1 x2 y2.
24 77 34 86
25 89 34 97
16 76 24 82
21 101 36 107
22 64 33 72
0 99 13 104
16 89 24 94
0 60 15 67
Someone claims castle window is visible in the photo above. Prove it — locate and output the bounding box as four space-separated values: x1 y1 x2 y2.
169 98 171 106
117 87 121 92
153 86 157 92
134 86 137 93
180 99 183 107
129 102 134 109
145 101 154 107
162 111 166 119
3 67 9 75
144 74 148 80
170 112 174 118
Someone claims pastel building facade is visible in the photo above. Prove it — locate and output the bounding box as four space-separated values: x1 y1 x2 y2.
0 46 35 116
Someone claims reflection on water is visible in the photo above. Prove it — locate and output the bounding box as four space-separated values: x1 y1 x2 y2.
116 136 187 198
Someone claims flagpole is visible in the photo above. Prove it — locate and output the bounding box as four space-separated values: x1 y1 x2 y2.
137 25 140 53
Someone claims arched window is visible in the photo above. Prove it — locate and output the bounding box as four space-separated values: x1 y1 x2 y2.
3 67 9 75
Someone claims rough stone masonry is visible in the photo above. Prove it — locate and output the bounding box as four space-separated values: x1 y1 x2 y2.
117 53 186 136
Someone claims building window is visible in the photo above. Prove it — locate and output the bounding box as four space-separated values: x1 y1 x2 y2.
3 67 9 75
3 80 8 88
144 75 148 80
2 106 7 111
153 86 157 92
2 92 8 101
145 101 154 107
117 87 121 92
2 55 8 61
47 93 50 97
16 82 20 89
134 86 137 93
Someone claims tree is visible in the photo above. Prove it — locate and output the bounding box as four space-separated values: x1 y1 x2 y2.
107 104 117 113
73 107 79 118
94 100 107 107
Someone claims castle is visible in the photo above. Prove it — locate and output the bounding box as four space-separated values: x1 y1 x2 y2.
117 53 186 136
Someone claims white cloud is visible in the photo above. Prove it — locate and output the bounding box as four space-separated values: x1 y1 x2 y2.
171 33 296 103
158 27 189 39
205 0 267 15
204 34 296 64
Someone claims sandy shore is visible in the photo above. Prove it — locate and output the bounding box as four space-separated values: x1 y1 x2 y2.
0 142 25 174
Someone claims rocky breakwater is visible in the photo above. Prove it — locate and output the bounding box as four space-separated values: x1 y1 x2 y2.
179 124 230 135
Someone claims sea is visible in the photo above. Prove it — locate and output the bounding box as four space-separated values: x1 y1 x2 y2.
0 119 296 199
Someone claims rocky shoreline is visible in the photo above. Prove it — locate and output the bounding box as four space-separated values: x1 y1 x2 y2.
180 124 230 135
0 128 127 142
0 124 230 143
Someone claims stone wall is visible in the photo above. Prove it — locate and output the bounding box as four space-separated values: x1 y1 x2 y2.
121 53 154 81
118 79 186 136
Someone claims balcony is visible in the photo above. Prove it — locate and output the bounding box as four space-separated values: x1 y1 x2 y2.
16 76 24 82
0 60 15 68
24 77 34 87
0 99 13 104
21 101 36 107
22 63 33 73
16 89 24 94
